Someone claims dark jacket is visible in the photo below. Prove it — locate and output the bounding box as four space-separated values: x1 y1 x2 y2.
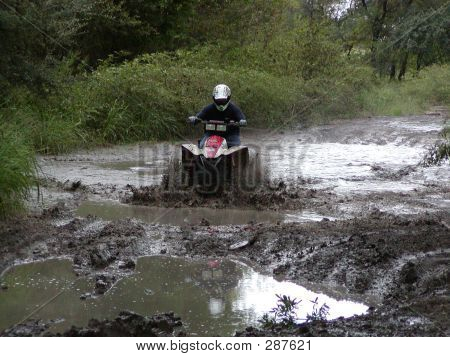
196 102 245 135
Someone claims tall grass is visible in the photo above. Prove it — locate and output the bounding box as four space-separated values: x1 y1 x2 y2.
3 52 449 157
53 55 306 145
2 90 84 154
46 51 378 146
359 64 450 116
0 124 38 217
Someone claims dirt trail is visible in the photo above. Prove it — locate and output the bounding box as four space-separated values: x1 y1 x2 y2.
1 111 449 336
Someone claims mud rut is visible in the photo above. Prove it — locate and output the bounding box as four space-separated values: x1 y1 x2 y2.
1 111 449 336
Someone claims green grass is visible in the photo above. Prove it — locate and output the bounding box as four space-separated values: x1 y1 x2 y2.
359 64 450 117
0 124 38 217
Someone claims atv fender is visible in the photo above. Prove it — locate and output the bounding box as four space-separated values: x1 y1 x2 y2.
182 144 202 157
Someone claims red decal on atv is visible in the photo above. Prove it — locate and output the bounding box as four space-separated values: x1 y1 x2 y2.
204 135 224 158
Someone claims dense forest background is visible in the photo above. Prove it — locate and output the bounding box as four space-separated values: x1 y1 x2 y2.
1 0 449 215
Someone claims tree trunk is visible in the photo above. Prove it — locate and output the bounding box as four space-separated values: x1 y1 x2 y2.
389 63 396 81
398 53 409 81
416 52 423 71
370 0 388 66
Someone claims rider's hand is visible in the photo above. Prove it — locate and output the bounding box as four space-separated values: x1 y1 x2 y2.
187 116 198 125
239 119 247 127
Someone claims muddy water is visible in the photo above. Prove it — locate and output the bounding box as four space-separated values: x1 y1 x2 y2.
38 114 448 195
254 115 448 193
0 257 368 336
77 200 284 225
76 201 335 225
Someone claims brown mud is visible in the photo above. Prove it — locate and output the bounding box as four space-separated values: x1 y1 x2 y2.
1 110 449 336
1 311 183 337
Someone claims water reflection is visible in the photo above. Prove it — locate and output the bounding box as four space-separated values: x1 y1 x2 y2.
0 257 368 336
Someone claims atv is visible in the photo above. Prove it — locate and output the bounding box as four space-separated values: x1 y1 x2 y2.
181 120 249 193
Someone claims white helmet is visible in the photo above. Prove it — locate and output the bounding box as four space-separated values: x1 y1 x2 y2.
212 84 231 111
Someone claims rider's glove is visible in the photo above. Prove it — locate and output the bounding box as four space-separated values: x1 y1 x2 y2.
187 116 198 125
239 119 247 127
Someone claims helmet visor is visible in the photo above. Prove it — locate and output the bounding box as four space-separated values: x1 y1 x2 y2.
214 98 229 106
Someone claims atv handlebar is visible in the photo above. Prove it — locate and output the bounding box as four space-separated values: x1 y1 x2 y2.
187 117 245 127
203 119 240 126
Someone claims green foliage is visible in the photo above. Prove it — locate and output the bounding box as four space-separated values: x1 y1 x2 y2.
341 0 450 78
53 52 307 145
5 52 447 155
2 88 84 154
186 0 292 47
422 120 450 166
383 3 450 69
0 0 200 95
359 64 450 116
422 142 450 166
0 124 38 217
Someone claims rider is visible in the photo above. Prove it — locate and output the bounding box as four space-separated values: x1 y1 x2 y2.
188 84 247 148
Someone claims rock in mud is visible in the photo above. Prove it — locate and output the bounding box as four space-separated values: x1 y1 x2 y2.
229 233 259 251
1 320 49 337
42 204 64 218
229 240 250 250
273 263 291 275
399 262 419 285
118 259 136 269
62 180 82 191
89 245 116 268
94 274 116 295
80 292 92 300
73 254 87 266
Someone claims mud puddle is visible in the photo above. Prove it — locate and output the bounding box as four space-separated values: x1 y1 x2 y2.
76 201 336 225
0 257 368 336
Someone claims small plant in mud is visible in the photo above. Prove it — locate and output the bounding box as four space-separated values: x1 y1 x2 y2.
259 294 300 329
306 297 330 322
421 142 450 167
259 294 330 330
421 125 450 167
